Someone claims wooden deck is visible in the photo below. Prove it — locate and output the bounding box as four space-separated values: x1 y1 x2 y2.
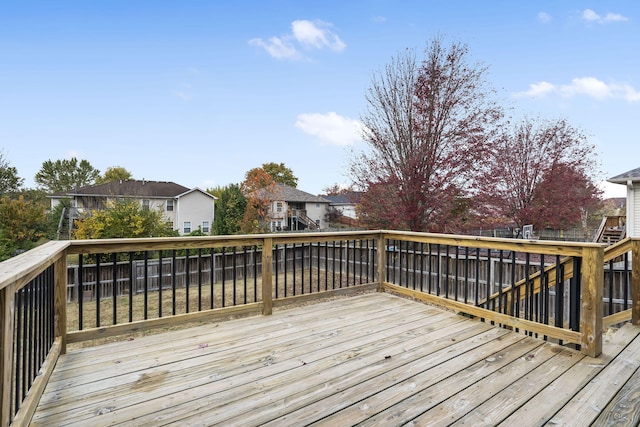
32 293 640 426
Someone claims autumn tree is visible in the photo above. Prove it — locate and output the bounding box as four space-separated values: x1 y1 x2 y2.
242 167 276 193
478 118 600 230
352 38 503 232
213 184 247 235
95 166 133 184
0 150 23 194
240 167 278 233
73 199 176 239
35 157 100 193
0 195 47 260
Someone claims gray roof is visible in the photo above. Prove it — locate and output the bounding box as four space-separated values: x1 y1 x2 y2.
254 184 330 203
608 167 640 184
53 180 191 198
324 192 362 205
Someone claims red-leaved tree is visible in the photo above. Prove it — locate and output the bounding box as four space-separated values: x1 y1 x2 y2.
477 117 601 231
352 38 503 232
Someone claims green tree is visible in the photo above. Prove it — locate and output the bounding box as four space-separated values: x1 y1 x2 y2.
95 166 133 184
262 162 298 187
73 199 177 239
213 184 247 235
35 157 100 193
0 150 24 194
0 195 47 260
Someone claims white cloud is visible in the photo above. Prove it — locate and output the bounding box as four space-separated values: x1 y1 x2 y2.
537 12 551 23
249 36 300 60
581 9 629 24
515 77 640 102
292 20 346 52
295 112 363 146
514 81 556 98
250 19 345 60
371 15 387 23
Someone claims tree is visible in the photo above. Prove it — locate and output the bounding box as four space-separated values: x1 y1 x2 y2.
478 118 600 229
242 167 276 193
73 199 177 239
0 195 47 260
0 150 24 194
531 164 602 232
213 184 247 235
351 38 503 232
95 166 133 184
262 162 298 187
35 157 100 193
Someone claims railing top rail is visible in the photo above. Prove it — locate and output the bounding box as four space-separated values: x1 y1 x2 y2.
381 230 607 257
64 230 383 254
0 240 69 292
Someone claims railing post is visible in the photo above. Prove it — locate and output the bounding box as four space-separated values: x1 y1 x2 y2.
632 239 640 325
262 238 273 315
1 285 15 427
580 246 604 357
54 255 68 354
377 233 386 292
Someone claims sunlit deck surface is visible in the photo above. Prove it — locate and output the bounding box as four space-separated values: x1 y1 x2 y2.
32 293 640 426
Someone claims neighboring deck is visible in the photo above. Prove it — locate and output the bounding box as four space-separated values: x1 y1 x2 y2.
32 293 640 426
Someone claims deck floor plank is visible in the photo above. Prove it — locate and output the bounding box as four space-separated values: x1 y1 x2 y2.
30 293 640 427
35 296 438 424
498 323 640 426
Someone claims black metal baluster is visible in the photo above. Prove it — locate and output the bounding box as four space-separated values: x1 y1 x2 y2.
112 253 118 325
232 247 237 305
198 248 203 311
96 256 101 327
464 246 469 304
221 248 225 307
444 245 450 298
158 251 163 318
129 253 134 322
171 250 177 315
143 252 148 320
301 243 305 295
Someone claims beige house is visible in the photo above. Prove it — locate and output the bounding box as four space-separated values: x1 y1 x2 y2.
608 167 640 238
252 183 331 231
49 180 216 236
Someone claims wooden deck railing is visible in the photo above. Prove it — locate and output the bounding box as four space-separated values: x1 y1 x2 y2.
1 231 639 426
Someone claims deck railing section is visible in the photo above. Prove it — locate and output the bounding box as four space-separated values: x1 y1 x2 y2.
1 232 639 426
1 241 68 427
378 231 608 357
63 233 380 344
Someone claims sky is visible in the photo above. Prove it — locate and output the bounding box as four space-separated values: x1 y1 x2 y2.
1 1 639 198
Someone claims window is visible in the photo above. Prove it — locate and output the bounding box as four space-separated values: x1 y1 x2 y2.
166 221 174 230
142 199 150 210
183 221 191 234
202 221 210 233
276 202 283 213
166 200 174 211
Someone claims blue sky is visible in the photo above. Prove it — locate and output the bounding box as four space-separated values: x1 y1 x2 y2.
1 1 638 197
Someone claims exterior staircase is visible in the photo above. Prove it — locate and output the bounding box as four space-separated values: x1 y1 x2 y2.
594 216 626 245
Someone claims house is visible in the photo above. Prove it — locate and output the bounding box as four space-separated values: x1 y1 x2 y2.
608 167 640 238
49 180 216 236
323 192 362 219
252 183 331 231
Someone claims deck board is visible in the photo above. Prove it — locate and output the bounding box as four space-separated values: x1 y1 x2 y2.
32 292 640 426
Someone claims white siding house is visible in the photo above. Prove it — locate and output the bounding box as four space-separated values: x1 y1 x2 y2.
608 167 640 238
252 184 331 231
49 180 216 236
